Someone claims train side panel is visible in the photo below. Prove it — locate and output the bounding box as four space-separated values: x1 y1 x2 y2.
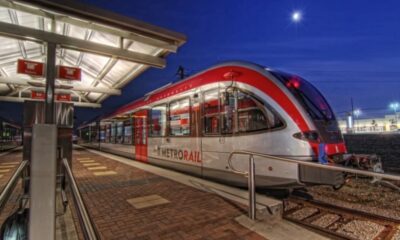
147 137 202 176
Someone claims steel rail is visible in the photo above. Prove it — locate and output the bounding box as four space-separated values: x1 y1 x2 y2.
227 150 400 181
63 158 98 240
0 160 28 212
290 196 400 224
284 197 399 240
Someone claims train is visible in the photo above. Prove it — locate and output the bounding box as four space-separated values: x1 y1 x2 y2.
0 117 22 152
79 61 347 189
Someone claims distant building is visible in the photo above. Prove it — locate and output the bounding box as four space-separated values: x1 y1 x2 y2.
338 114 400 133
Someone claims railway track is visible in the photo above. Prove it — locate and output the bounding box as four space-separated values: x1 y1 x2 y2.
283 197 400 240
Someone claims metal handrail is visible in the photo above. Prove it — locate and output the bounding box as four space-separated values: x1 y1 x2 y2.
62 158 98 240
228 150 400 181
0 160 28 212
227 154 256 220
227 150 400 221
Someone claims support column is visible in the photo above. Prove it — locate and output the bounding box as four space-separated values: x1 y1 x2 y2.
29 124 57 240
45 42 56 124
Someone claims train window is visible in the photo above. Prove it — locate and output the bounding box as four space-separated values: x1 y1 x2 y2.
271 71 335 121
105 125 110 143
169 98 190 136
110 123 116 143
191 95 201 137
117 122 124 143
123 120 133 144
203 89 220 134
150 105 167 137
237 90 284 132
100 126 105 142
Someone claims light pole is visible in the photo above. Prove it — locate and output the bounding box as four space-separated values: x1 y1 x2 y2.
390 102 399 129
353 108 361 132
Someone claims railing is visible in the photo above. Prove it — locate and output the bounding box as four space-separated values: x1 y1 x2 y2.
227 150 400 220
63 158 99 240
227 154 256 220
0 160 28 212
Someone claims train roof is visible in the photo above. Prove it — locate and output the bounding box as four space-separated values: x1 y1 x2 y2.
77 61 302 129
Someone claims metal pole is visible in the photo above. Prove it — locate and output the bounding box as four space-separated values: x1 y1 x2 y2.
0 160 28 212
98 121 101 148
89 125 91 143
248 155 256 220
45 42 57 124
63 158 98 240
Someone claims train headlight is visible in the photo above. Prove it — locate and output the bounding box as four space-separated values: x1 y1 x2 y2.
293 131 320 143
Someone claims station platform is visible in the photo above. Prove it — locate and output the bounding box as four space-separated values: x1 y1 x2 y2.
0 146 328 240
72 146 266 239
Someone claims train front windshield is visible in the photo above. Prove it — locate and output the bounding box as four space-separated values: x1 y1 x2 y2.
270 71 335 121
270 70 343 143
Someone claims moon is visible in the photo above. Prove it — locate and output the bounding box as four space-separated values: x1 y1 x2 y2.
291 11 302 23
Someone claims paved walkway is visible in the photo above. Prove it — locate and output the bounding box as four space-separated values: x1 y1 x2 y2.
0 148 24 226
72 147 266 240
0 148 78 240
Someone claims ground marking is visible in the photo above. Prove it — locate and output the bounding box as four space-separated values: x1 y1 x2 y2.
0 162 19 165
83 163 101 167
87 166 107 170
127 195 170 209
0 166 13 169
79 160 95 163
93 171 117 176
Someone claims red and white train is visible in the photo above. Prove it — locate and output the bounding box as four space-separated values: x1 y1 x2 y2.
79 61 347 189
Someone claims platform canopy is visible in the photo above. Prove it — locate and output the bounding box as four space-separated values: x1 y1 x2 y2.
0 0 186 108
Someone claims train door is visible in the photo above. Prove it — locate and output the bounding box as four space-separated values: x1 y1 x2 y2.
164 97 202 176
134 110 148 162
201 88 237 178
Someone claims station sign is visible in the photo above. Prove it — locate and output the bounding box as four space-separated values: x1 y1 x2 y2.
31 91 71 102
56 93 71 102
31 91 45 100
17 59 44 77
57 65 81 81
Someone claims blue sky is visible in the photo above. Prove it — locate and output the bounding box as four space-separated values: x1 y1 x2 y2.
2 0 400 124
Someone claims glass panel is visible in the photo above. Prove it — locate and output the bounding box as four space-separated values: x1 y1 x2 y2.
169 99 190 136
191 95 201 136
203 90 220 134
271 71 334 121
110 123 116 143
220 91 235 134
123 120 133 144
237 91 284 132
100 129 105 142
105 125 110 143
116 122 123 143
150 105 167 137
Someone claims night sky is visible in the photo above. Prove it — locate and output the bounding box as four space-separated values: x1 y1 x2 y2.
2 0 400 125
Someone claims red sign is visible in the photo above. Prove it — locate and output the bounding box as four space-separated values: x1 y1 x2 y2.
57 65 81 81
31 91 45 100
17 59 44 77
56 93 71 102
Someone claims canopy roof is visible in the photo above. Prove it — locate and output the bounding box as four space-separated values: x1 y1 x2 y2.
0 0 186 108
